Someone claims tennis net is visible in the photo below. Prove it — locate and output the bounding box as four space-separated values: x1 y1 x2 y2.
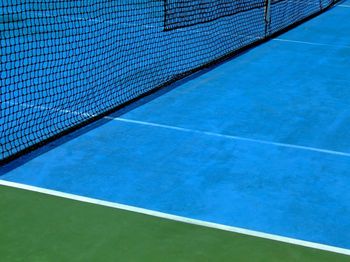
0 0 338 163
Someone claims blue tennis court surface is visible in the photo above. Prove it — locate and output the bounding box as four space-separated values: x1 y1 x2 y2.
1 1 350 252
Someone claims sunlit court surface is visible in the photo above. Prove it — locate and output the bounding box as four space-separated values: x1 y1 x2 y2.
1 0 350 261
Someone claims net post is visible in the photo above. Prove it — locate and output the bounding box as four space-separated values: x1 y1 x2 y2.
265 0 272 24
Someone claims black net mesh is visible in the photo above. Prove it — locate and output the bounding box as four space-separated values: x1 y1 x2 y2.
0 0 338 163
164 0 267 30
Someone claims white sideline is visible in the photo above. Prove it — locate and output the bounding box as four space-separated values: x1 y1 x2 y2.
4 101 350 158
111 117 350 158
274 38 350 49
0 179 349 256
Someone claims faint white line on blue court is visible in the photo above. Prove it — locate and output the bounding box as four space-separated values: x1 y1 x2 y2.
6 98 350 157
1 180 349 256
5 96 350 158
273 38 350 49
338 4 350 8
108 117 350 158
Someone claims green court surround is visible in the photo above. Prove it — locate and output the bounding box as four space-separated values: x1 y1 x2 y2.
1 185 348 261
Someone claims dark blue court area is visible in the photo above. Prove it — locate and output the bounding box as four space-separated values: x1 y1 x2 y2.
1 0 350 254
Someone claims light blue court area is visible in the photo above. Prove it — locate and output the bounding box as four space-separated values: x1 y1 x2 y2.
1 1 350 251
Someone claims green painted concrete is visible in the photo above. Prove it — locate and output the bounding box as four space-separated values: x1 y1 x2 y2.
1 185 349 262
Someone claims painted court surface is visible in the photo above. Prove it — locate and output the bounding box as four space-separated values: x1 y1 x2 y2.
1 1 350 261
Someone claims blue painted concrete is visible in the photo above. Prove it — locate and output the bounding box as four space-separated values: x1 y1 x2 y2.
279 4 350 46
1 2 350 250
125 38 350 153
2 119 350 248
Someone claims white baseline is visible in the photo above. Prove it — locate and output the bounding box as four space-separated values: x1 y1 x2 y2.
0 180 349 256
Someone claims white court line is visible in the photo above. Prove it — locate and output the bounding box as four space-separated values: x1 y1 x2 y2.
273 38 350 49
338 4 350 8
111 117 350 158
4 101 350 158
0 180 349 256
